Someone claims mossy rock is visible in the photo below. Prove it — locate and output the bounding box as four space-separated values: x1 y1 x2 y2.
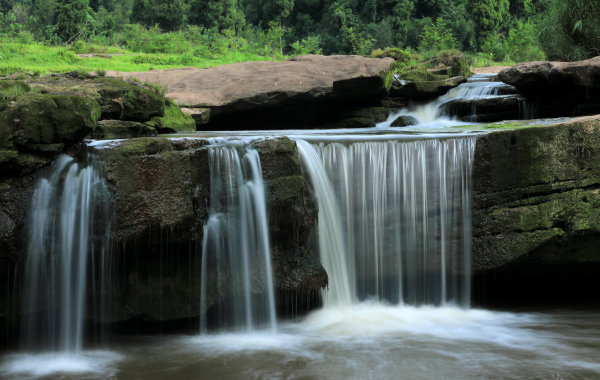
145 98 196 133
0 150 18 164
391 76 467 100
91 120 157 139
391 115 418 127
0 94 100 148
399 70 438 82
0 80 31 97
94 78 165 121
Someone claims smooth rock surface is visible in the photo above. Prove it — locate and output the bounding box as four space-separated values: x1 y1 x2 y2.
110 55 393 128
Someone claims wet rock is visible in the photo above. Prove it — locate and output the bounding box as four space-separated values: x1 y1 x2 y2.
144 98 196 133
90 120 157 139
0 94 101 175
472 115 600 273
390 76 467 100
391 115 418 127
442 95 527 123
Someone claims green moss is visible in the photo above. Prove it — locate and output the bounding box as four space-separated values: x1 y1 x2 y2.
268 176 305 205
91 121 157 139
0 150 18 164
146 98 196 133
94 78 165 121
0 94 100 147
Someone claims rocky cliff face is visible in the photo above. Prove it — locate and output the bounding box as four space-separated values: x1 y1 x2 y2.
98 136 326 323
471 117 600 295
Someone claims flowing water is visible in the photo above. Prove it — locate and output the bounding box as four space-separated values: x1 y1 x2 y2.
297 138 474 308
3 75 599 379
200 140 277 333
22 153 112 353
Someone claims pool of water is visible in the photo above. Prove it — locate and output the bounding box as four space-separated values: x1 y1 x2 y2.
4 304 600 380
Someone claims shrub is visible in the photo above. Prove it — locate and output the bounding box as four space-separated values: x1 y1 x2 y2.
418 18 458 52
538 0 600 61
97 69 107 77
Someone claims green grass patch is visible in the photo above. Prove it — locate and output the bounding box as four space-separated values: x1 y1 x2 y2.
0 42 276 77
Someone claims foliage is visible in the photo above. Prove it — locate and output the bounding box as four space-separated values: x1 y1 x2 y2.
54 0 88 43
291 36 322 55
467 0 511 46
538 0 600 61
418 18 458 52
480 20 545 62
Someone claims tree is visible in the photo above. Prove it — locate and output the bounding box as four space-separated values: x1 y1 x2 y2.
189 0 245 31
467 0 510 46
54 0 88 42
131 0 186 30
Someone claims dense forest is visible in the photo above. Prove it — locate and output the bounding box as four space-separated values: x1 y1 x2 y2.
0 0 599 64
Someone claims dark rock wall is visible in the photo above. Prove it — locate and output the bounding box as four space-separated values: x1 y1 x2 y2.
472 116 600 301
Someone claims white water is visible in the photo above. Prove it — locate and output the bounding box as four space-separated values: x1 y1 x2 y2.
297 138 475 308
22 153 112 353
200 140 277 333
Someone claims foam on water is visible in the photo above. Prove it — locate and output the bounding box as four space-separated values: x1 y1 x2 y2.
1 350 123 378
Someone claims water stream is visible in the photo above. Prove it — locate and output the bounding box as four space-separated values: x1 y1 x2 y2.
200 140 277 333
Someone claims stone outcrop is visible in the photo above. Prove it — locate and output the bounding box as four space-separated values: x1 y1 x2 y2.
498 57 600 118
442 95 528 123
391 76 467 100
111 55 394 129
391 115 418 127
99 136 326 322
471 116 600 273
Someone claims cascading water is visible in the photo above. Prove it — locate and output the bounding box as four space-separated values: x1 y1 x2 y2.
22 152 112 352
200 141 277 333
297 137 475 308
380 74 535 127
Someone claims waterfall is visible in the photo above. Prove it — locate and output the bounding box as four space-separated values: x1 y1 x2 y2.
22 153 112 352
200 141 277 333
383 77 539 126
296 137 475 308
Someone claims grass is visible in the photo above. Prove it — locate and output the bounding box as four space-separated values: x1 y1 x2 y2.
0 41 277 77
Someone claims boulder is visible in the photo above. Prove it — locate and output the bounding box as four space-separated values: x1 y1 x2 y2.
498 57 600 118
498 56 600 92
181 107 210 126
391 115 418 127
145 98 196 133
442 95 531 123
0 94 101 175
90 120 157 139
390 76 467 100
94 78 165 121
109 55 394 129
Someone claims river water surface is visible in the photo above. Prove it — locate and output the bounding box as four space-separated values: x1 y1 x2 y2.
4 304 600 379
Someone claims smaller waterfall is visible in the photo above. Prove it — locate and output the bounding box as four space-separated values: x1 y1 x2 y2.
383 76 536 127
23 153 112 352
200 141 277 333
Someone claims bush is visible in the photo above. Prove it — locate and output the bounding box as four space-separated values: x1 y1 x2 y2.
418 18 458 52
538 0 600 61
480 21 545 63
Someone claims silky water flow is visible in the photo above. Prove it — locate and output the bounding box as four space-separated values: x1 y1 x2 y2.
22 152 112 353
200 141 277 333
296 137 475 308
